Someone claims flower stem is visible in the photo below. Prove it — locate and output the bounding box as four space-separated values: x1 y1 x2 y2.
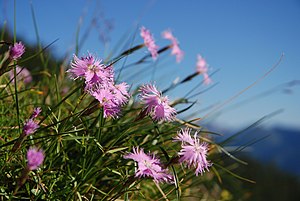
154 181 169 201
13 0 21 134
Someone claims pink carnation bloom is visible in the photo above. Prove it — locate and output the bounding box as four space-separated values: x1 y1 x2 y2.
23 119 39 136
139 84 176 122
9 41 25 60
102 105 121 118
113 82 130 106
124 147 173 183
140 26 159 60
68 53 113 87
174 128 211 176
162 30 184 63
9 66 32 84
91 85 119 118
27 147 44 170
196 54 212 85
91 82 129 118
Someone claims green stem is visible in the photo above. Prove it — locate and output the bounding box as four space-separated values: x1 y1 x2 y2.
30 2 46 69
154 181 169 201
13 0 20 133
13 0 16 43
96 108 104 142
13 64 20 133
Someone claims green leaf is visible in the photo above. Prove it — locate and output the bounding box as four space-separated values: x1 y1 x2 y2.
106 147 128 154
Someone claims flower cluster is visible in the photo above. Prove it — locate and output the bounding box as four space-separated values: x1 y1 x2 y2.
140 27 184 63
139 84 176 122
162 30 184 63
23 107 42 136
140 27 211 85
68 53 129 118
124 147 173 183
64 25 213 187
125 127 211 183
174 128 211 176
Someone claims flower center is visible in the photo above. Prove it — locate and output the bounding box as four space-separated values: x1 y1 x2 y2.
194 143 203 153
159 96 167 104
143 160 152 168
88 64 97 71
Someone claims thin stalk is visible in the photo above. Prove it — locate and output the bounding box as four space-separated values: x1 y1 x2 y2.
96 108 104 142
116 26 140 81
1 21 7 40
30 2 46 69
202 54 284 120
38 84 83 125
183 69 220 98
154 182 169 201
75 20 80 55
13 0 20 133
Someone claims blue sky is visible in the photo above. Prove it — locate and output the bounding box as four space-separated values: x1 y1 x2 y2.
1 0 300 129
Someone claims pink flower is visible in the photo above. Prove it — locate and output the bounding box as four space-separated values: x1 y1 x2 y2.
171 44 184 63
174 128 211 176
27 147 44 170
90 82 129 118
91 85 118 118
67 55 87 79
124 147 173 183
161 30 174 41
9 41 25 60
91 84 115 105
140 26 159 60
139 84 176 122
9 66 32 84
23 119 39 136
102 105 121 118
68 53 113 87
196 54 212 85
31 107 42 119
162 30 184 63
113 82 130 106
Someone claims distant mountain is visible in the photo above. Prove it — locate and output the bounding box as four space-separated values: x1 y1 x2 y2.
206 124 300 177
